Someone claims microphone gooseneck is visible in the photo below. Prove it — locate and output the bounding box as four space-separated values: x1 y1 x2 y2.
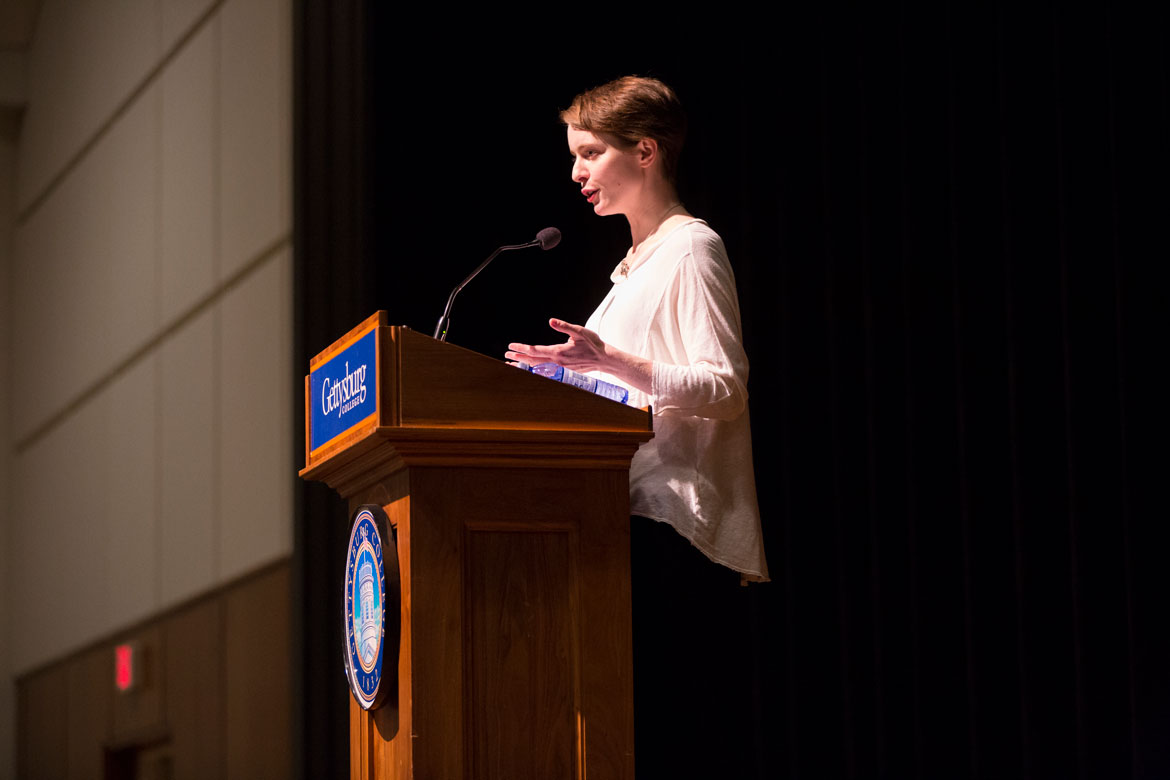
433 227 562 342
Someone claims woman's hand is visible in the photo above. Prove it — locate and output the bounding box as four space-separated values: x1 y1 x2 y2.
507 319 606 372
506 318 653 393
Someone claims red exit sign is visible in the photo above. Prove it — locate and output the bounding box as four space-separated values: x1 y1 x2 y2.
114 641 141 693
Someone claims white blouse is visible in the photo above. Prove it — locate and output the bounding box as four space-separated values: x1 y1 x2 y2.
585 219 769 581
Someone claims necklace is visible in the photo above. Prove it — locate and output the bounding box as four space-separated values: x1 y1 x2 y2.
618 202 684 278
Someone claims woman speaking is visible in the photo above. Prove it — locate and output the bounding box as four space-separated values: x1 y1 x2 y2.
506 76 768 776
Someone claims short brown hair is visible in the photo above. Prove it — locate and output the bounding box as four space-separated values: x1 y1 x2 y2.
561 76 688 183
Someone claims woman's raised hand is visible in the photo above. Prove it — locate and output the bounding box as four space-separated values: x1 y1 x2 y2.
506 318 608 372
506 318 653 393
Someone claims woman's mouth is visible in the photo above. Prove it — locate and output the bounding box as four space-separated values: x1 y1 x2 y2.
583 189 598 204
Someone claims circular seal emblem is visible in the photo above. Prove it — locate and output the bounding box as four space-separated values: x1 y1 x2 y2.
343 504 399 710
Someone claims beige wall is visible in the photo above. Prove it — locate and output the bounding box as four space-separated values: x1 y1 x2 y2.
2 0 292 771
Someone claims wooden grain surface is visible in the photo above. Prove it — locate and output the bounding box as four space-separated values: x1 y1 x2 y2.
19 665 68 779
392 326 650 433
224 565 292 780
67 646 113 778
345 465 634 780
164 600 223 779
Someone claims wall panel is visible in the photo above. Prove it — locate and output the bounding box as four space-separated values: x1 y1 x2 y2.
224 564 291 779
101 357 160 628
11 158 90 439
164 599 224 780
11 389 107 671
17 665 67 779
18 0 159 212
100 86 161 351
159 308 218 606
65 646 113 780
218 249 292 582
219 0 290 280
161 18 217 324
10 359 161 671
11 86 160 440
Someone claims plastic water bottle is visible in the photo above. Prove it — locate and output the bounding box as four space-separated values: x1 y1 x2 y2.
528 363 629 404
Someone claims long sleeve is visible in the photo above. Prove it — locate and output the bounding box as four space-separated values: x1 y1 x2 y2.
649 228 749 420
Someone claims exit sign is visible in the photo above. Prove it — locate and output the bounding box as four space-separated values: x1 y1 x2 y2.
114 641 141 693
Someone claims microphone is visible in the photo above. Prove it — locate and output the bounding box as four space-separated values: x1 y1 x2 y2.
433 228 561 342
535 226 561 250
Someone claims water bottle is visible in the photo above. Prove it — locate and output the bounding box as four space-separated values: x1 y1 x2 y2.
526 362 629 404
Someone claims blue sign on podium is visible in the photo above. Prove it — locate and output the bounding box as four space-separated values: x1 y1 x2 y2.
309 326 378 453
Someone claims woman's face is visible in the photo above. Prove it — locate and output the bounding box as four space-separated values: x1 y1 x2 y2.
567 126 645 217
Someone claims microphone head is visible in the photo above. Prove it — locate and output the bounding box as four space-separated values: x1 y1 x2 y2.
535 227 562 250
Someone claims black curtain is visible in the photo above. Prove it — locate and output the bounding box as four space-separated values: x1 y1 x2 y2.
293 0 372 777
297 4 1168 777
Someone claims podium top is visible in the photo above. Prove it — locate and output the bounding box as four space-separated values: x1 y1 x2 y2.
300 313 652 490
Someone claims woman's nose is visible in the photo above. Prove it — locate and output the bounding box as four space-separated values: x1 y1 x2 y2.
572 158 587 183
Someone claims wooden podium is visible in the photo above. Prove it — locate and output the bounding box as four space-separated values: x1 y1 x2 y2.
299 313 652 780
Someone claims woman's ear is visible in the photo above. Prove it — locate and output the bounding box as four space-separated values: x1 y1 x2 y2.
635 138 659 169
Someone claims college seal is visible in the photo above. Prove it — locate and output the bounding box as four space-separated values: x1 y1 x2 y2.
343 504 399 710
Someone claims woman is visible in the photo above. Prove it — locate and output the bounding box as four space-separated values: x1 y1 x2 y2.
506 76 768 775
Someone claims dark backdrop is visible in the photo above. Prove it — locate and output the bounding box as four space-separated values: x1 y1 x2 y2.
295 5 1168 778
